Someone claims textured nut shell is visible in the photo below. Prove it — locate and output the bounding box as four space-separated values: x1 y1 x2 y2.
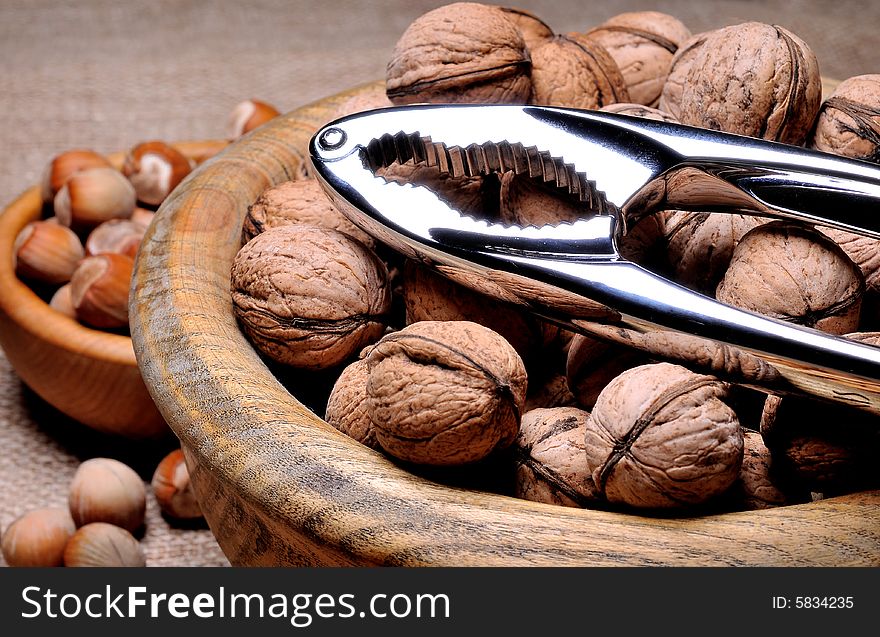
231 225 391 369
241 179 373 247
616 211 670 268
1 507 76 567
365 321 527 465
514 407 599 507
386 2 531 105
63 522 145 567
664 212 768 294
325 356 381 450
658 31 709 120
53 167 137 231
582 11 692 107
600 102 678 122
330 83 394 122
524 371 578 412
69 253 134 329
716 221 864 334
13 220 85 284
68 458 147 533
498 172 584 227
819 226 880 292
379 161 495 220
675 22 822 144
122 140 193 206
40 149 113 204
499 6 554 49
733 430 805 510
152 449 203 520
402 259 542 363
565 333 648 410
585 362 743 508
530 35 629 108
810 74 880 161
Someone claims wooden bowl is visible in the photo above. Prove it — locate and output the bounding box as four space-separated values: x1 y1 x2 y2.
0 140 228 439
130 82 880 566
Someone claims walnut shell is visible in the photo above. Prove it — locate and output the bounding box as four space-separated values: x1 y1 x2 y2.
664 22 822 144
523 371 578 413
378 161 499 219
325 355 381 450
599 102 678 122
365 320 527 465
530 35 629 108
761 392 880 492
581 11 692 107
402 259 543 364
658 31 709 120
499 6 554 50
565 333 648 410
514 407 599 507
584 362 743 508
241 179 373 247
716 221 864 334
728 430 809 510
663 211 768 294
810 74 880 162
386 2 531 105
498 171 584 227
231 225 391 369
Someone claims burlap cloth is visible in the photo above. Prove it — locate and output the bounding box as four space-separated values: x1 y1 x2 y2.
1 0 878 567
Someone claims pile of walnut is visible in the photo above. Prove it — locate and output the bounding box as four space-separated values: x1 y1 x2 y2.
1 450 202 567
231 3 880 514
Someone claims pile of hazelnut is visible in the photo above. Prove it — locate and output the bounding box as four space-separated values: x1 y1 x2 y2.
230 4 880 515
1 450 202 567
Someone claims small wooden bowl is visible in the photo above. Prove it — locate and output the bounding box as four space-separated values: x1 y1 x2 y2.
0 140 228 439
130 83 880 565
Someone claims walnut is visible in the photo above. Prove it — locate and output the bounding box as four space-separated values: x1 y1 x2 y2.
385 2 531 105
819 227 880 329
530 35 629 108
761 390 880 493
241 179 374 247
378 161 499 219
716 221 864 334
513 407 600 507
231 225 391 369
727 430 809 510
580 11 692 107
658 31 709 120
660 22 822 144
365 320 527 465
330 83 394 122
498 171 584 227
599 102 678 122
810 74 880 162
617 210 670 270
584 362 743 509
565 333 648 410
499 6 554 50
325 354 380 450
663 211 768 295
523 371 578 413
402 259 544 364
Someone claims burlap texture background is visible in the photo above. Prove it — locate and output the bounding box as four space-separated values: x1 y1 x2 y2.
1 0 879 567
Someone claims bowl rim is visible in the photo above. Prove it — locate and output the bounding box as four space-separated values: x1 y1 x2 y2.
130 82 880 567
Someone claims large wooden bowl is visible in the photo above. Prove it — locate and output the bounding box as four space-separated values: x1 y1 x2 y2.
130 82 880 566
0 140 228 439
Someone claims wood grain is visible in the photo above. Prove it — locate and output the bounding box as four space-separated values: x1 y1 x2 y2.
0 140 228 438
130 82 880 566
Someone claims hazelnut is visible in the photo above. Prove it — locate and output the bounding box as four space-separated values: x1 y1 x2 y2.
69 253 134 329
580 11 692 107
716 221 864 335
63 522 146 567
54 166 137 233
386 2 532 105
13 220 85 284
325 356 381 450
231 225 391 369
1 507 76 567
530 35 629 108
365 320 527 465
513 407 599 507
49 283 77 318
152 449 203 520
121 140 193 206
810 74 880 161
661 22 821 145
227 99 280 139
68 457 146 533
40 149 113 205
84 218 145 258
241 179 374 247
584 362 743 509
130 207 156 229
